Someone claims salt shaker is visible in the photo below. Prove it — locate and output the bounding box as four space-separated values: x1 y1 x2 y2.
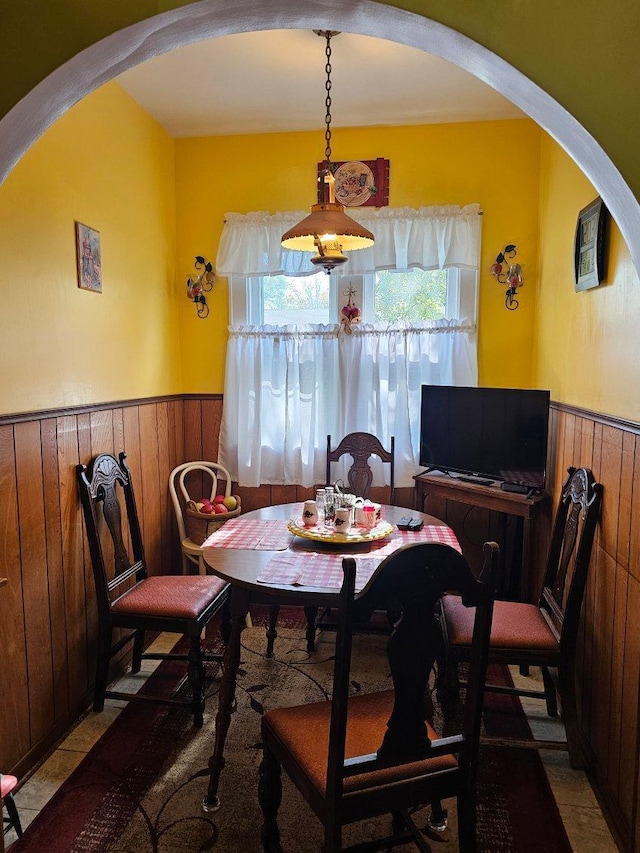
315 488 326 526
324 485 336 523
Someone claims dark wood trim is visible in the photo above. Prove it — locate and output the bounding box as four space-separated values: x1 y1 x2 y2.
551 400 640 436
0 394 222 427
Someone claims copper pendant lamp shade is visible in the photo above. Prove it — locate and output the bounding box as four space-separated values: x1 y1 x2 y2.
281 31 375 271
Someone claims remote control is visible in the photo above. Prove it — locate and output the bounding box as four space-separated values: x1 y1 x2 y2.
407 518 424 531
397 516 413 530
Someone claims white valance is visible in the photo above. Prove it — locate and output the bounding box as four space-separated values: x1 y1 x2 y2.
216 204 481 277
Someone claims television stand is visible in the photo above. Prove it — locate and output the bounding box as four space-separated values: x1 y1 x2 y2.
414 471 548 602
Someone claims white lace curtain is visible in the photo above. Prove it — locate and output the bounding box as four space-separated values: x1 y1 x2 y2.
217 205 480 488
217 204 481 277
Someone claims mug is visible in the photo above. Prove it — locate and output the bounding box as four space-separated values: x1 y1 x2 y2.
334 507 352 532
302 499 318 526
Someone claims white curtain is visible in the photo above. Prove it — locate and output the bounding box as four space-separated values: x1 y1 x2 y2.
220 320 477 488
217 204 481 276
217 204 480 489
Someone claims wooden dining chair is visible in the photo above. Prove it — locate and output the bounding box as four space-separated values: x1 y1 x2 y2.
439 466 602 768
326 432 395 504
259 540 499 852
77 452 231 727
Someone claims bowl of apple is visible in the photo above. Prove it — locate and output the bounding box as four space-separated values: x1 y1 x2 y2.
186 495 241 544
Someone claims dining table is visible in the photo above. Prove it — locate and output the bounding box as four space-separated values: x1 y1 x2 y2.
199 501 459 812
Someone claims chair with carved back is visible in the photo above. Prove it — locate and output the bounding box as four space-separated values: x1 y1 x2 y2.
326 432 395 504
439 466 602 768
259 541 499 852
77 452 230 727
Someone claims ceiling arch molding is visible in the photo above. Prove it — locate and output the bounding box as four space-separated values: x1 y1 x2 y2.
2 0 639 271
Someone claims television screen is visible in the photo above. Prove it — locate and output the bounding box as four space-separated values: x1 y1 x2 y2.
419 385 550 491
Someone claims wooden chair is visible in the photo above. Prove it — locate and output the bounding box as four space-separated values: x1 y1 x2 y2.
2 774 22 840
259 541 499 853
77 452 230 727
439 466 602 769
326 432 395 504
168 460 235 574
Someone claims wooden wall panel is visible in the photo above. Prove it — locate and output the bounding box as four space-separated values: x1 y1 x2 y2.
14 421 54 746
3 393 640 852
0 424 29 768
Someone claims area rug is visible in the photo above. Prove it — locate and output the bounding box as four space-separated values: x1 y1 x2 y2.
13 609 572 852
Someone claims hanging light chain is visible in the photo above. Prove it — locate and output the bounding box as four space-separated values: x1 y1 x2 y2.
324 31 333 166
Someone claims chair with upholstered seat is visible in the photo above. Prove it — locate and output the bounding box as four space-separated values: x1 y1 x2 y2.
2 773 22 840
259 540 499 852
439 466 602 768
326 432 395 504
77 452 231 727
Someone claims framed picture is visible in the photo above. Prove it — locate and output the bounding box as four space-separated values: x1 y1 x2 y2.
574 197 608 292
317 157 389 207
75 222 102 292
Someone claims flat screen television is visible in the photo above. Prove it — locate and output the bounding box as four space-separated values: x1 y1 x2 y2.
419 385 550 491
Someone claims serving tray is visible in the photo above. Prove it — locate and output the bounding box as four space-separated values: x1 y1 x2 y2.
287 517 394 543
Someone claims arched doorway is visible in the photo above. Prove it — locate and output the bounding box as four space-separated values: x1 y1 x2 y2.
2 0 639 269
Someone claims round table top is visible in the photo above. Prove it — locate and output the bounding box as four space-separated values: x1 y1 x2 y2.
200 501 450 602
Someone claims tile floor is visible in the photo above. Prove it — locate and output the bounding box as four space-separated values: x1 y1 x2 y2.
4 634 620 851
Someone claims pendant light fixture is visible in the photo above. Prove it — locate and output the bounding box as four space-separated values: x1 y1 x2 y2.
281 30 375 273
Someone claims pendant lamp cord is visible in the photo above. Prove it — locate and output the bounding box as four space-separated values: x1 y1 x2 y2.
323 31 333 170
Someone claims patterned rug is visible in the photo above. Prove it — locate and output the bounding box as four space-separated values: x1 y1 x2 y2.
13 609 572 852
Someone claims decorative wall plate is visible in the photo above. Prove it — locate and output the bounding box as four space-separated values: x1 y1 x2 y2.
287 518 394 543
333 161 376 206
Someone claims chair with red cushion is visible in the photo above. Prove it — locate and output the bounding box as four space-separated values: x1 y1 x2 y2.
259 541 499 852
2 773 22 839
439 466 602 768
77 452 231 728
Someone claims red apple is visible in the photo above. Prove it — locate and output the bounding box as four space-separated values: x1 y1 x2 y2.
213 504 229 514
200 503 214 514
213 494 226 504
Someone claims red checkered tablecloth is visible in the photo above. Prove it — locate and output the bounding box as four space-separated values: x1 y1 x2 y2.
256 525 461 591
201 518 293 551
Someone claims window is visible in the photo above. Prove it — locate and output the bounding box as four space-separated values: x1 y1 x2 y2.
229 268 477 326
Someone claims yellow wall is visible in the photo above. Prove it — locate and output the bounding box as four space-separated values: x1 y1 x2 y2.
1 1 639 208
0 82 181 415
175 118 542 392
534 136 640 419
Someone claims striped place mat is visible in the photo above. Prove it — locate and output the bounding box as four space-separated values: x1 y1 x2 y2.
201 518 293 551
257 525 460 590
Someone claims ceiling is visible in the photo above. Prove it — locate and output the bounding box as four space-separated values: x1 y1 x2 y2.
117 29 526 138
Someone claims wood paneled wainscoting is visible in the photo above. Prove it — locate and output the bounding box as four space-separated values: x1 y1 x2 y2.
1 394 639 850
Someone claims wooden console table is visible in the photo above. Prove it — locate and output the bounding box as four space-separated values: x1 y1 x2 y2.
414 473 548 601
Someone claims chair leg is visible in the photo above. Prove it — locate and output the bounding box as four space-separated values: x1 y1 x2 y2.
187 635 205 728
93 627 113 712
5 792 23 837
131 629 145 674
558 665 584 769
258 744 283 852
541 665 559 717
456 791 477 853
304 606 318 653
265 605 279 658
220 595 232 646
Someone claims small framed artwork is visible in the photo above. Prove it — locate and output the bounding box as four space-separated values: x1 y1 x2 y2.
75 222 102 293
574 197 608 292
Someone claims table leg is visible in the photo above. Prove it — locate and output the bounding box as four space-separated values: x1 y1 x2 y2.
203 585 250 812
